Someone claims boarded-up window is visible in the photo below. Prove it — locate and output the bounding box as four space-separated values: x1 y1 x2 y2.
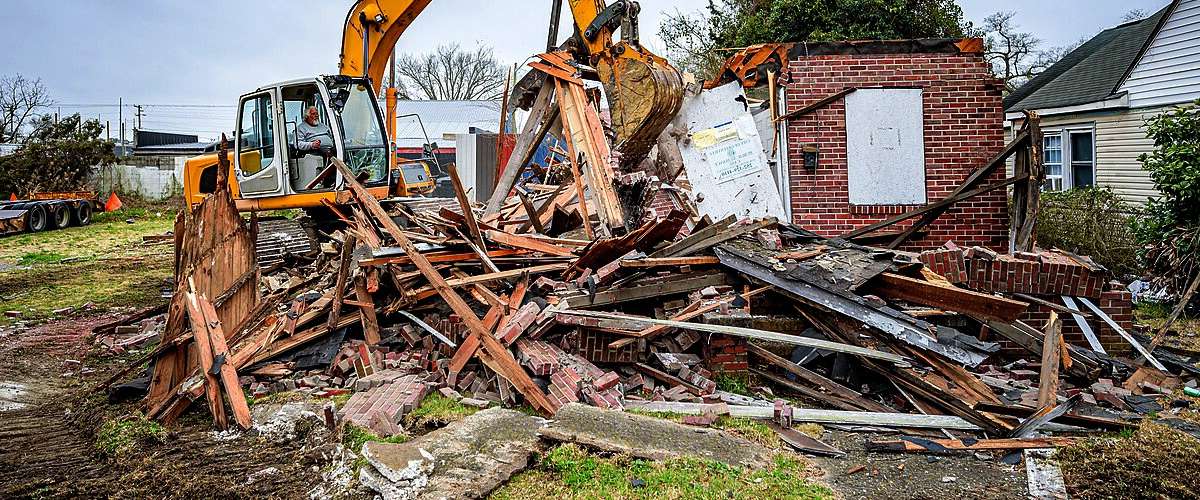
845 88 926 205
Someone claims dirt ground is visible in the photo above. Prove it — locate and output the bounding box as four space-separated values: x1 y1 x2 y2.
0 205 1063 499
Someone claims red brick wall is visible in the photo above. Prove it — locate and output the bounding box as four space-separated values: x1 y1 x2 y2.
783 52 1008 251
1014 284 1135 357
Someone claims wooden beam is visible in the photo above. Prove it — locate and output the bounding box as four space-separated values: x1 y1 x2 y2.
775 88 855 122
517 190 545 234
358 248 528 267
334 158 556 415
485 83 557 216
444 263 569 287
563 272 732 309
619 256 721 268
842 172 1029 240
557 309 907 363
871 272 1028 323
866 437 1077 453
886 130 1032 248
608 286 770 349
355 276 380 345
485 229 576 257
327 233 356 331
446 163 485 251
196 293 252 430
748 343 897 413
1038 312 1062 408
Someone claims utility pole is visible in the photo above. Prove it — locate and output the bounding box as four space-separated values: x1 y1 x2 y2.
134 105 143 129
106 120 110 141
118 97 123 145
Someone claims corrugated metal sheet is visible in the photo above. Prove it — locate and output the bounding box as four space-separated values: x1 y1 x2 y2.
1120 0 1200 107
394 100 501 148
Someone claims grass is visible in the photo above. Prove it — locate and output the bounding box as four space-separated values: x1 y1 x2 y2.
1056 421 1200 499
342 424 408 454
404 393 479 428
491 444 831 500
0 207 175 322
94 413 166 458
625 409 788 449
715 374 751 396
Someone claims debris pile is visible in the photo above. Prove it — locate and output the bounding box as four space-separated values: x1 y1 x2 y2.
92 47 1199 487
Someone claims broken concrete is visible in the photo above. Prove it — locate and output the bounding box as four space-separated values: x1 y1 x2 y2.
360 408 546 499
539 403 773 468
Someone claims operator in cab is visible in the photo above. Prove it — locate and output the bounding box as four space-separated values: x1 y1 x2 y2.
296 106 334 156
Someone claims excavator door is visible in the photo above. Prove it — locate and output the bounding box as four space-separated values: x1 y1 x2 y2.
234 89 286 197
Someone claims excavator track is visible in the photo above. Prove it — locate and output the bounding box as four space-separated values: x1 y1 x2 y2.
255 218 317 268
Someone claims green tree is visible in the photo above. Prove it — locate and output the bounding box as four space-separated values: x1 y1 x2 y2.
0 114 115 197
1136 101 1200 293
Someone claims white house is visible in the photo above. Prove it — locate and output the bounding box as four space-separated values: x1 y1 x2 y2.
1005 0 1200 204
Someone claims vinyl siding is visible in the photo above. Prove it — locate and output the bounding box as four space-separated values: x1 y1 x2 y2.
1120 0 1200 107
1010 107 1175 205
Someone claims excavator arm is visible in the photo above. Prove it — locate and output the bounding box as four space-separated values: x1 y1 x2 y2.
339 0 432 94
564 0 682 169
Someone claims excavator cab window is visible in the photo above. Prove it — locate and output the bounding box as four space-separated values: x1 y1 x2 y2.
327 80 388 186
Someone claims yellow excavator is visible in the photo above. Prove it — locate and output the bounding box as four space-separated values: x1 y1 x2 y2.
181 0 681 213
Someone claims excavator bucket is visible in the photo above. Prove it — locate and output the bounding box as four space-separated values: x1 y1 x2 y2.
596 45 683 170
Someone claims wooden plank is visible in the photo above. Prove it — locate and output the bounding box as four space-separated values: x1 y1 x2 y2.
517 190 545 234
619 256 721 268
485 83 557 216
873 272 1028 323
752 368 865 412
609 286 771 349
444 263 569 287
1025 448 1069 499
447 305 503 376
196 294 252 430
624 401 982 430
446 163 485 251
1077 297 1167 371
563 272 732 309
553 79 596 239
358 248 528 267
775 87 855 122
748 343 896 413
886 131 1031 248
1060 296 1104 353
247 312 362 366
1038 312 1063 409
557 309 907 363
655 218 777 258
485 229 575 256
866 437 1077 453
841 169 1029 240
183 290 227 429
355 276 380 345
335 158 555 415
327 233 356 331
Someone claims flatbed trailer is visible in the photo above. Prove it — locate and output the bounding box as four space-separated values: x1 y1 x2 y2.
0 194 96 236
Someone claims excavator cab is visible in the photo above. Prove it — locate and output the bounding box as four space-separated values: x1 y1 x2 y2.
231 75 390 202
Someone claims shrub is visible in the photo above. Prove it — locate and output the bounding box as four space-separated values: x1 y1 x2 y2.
1035 187 1141 276
1136 100 1200 294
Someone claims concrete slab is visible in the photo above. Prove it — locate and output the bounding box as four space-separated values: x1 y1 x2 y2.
360 408 546 500
539 403 773 468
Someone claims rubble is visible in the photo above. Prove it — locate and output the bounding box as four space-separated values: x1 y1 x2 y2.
80 35 1199 500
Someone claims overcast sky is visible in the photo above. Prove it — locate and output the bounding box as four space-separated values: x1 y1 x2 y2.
0 0 1172 140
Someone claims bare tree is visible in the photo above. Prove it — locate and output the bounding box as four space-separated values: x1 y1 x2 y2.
982 12 1079 93
393 44 506 100
1122 9 1149 22
0 75 52 143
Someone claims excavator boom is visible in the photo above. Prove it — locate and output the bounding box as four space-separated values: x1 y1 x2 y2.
339 0 432 94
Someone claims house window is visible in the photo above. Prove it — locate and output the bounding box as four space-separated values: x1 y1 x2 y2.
1041 126 1094 191
1043 134 1063 191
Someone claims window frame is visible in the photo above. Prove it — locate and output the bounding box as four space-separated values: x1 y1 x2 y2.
1041 123 1096 191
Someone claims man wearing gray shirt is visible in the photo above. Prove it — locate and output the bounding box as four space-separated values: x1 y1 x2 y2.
296 106 334 152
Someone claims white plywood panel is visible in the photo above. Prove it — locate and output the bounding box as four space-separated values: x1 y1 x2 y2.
845 88 926 205
672 82 786 221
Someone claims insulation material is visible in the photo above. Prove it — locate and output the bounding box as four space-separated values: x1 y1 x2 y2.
672 82 786 221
